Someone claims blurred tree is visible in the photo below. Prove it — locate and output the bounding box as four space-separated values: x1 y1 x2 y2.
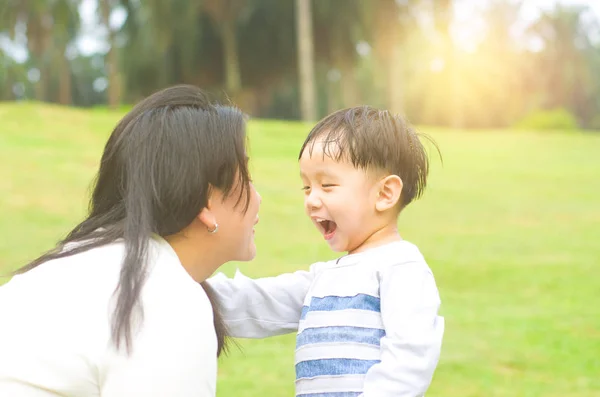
51 0 79 105
1 0 599 130
1 0 79 104
237 0 297 116
2 0 52 101
295 0 316 121
528 4 599 128
369 0 413 115
479 0 526 127
203 0 247 97
99 0 122 108
124 0 204 96
433 0 461 127
313 0 365 113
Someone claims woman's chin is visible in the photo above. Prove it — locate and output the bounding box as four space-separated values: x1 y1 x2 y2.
246 244 257 261
236 243 257 262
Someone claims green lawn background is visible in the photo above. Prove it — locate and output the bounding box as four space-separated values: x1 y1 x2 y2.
1 103 598 396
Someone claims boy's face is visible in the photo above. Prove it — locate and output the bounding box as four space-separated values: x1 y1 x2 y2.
299 140 382 254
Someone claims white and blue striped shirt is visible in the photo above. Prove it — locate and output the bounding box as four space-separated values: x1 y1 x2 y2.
210 240 444 397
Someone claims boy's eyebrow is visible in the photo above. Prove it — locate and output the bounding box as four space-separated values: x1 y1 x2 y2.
317 170 335 178
300 169 336 179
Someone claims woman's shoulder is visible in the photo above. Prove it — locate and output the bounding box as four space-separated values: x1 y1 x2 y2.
4 240 125 291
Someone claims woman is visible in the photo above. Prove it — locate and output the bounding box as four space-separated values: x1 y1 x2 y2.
0 85 261 396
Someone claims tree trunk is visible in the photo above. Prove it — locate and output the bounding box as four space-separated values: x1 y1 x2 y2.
1 64 13 100
100 0 121 109
106 40 121 109
28 15 52 102
295 0 317 121
221 19 242 96
57 47 72 105
33 66 48 102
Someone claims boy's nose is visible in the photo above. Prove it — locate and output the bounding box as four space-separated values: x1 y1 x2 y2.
305 190 322 210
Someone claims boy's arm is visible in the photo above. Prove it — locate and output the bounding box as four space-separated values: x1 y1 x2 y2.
206 265 317 338
361 262 444 397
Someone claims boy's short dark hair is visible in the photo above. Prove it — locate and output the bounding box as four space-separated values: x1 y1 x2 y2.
298 106 438 209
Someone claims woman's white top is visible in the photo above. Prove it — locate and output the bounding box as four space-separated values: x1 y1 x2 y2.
0 236 217 397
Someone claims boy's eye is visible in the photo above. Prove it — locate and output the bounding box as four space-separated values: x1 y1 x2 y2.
301 186 310 191
322 184 336 188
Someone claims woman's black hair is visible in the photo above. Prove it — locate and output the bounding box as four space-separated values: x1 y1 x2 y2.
14 84 251 356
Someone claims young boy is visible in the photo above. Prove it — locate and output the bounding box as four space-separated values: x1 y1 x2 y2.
208 106 444 397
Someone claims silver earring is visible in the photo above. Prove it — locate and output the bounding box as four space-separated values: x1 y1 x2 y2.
207 223 219 234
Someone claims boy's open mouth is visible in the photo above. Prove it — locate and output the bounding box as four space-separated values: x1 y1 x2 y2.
317 219 337 240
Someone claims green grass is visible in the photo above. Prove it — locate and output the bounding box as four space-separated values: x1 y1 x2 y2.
1 102 599 396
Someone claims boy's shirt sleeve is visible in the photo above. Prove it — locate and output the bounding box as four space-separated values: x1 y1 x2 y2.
361 261 444 397
206 264 319 338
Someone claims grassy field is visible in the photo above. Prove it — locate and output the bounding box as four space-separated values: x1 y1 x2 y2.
1 102 599 396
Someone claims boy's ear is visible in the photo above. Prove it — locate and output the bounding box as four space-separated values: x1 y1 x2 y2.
375 175 403 212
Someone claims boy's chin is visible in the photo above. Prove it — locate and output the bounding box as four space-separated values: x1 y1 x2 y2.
326 240 348 253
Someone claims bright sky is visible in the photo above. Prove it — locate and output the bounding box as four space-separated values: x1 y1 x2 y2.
519 0 600 20
1 0 599 63
453 0 600 51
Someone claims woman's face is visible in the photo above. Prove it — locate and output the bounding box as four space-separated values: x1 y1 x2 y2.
210 178 261 262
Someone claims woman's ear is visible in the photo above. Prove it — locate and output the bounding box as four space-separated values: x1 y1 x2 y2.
197 187 218 232
375 175 403 212
197 207 217 231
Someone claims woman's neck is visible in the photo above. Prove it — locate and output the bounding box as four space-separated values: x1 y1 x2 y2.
164 231 221 283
